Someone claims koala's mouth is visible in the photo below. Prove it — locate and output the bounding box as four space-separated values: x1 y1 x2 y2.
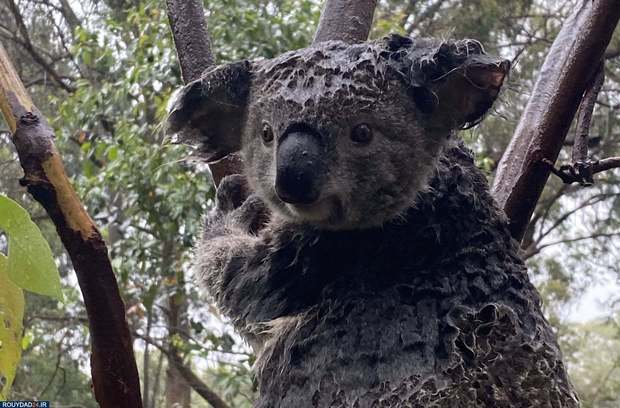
285 196 345 226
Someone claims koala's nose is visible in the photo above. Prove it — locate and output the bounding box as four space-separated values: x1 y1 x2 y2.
275 130 326 205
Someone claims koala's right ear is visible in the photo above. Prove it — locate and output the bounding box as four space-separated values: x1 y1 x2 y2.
166 61 252 162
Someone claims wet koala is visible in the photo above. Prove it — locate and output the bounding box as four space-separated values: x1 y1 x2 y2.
167 35 578 408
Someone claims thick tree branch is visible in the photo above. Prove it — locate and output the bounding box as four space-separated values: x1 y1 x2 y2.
164 0 214 83
165 0 242 186
313 0 377 44
491 0 620 242
0 42 142 408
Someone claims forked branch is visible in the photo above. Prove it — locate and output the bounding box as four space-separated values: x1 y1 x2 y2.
491 0 620 242
544 62 620 185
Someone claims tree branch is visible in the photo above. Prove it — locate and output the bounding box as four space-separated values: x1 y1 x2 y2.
406 0 446 34
164 0 214 83
57 0 81 33
572 62 605 164
136 333 232 408
539 62 615 187
6 0 76 93
0 42 142 408
313 0 377 44
524 232 620 259
491 0 620 242
543 157 620 185
165 0 242 186
528 193 615 254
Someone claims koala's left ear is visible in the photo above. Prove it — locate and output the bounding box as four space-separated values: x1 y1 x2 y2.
428 50 510 130
166 61 252 162
386 36 510 130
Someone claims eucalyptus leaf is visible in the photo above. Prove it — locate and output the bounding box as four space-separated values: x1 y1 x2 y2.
0 195 63 300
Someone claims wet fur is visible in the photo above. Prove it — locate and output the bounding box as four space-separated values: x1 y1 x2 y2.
171 35 578 407
197 143 578 407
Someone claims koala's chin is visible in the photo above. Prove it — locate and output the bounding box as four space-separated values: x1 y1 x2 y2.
265 193 347 230
269 189 416 232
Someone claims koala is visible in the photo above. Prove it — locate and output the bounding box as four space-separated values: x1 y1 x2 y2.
167 35 579 408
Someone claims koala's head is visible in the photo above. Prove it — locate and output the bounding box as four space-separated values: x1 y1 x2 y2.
167 35 509 230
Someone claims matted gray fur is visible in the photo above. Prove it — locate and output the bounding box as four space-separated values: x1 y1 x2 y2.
167 34 579 407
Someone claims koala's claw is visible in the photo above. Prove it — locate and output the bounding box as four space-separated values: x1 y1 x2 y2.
216 174 251 213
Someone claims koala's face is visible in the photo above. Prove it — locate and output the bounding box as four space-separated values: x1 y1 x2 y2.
167 35 509 230
242 43 448 229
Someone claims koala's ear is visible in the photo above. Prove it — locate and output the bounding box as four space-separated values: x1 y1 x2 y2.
386 36 510 130
166 61 252 162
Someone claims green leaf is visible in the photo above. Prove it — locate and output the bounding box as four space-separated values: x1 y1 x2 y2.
0 253 24 400
0 195 63 300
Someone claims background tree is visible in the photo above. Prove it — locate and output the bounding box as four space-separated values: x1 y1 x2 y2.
0 0 619 407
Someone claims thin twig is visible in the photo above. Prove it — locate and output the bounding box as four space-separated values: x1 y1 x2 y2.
572 61 605 164
543 157 620 185
523 232 620 259
6 0 76 92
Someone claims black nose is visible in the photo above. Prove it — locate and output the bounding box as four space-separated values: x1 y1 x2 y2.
275 129 326 205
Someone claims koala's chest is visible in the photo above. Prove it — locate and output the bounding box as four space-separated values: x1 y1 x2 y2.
263 229 449 309
254 259 566 408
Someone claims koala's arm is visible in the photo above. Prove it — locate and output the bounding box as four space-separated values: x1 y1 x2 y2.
195 175 276 343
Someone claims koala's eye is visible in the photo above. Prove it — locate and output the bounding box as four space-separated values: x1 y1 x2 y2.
351 124 373 145
261 122 274 144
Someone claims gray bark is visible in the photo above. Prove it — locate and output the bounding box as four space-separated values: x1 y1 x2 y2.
313 0 377 44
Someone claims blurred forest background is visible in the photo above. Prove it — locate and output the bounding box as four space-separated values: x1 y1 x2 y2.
0 0 619 407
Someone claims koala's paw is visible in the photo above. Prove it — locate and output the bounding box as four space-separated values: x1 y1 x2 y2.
230 194 270 235
212 174 270 235
216 174 251 213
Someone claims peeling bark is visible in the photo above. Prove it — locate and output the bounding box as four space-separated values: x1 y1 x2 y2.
491 0 620 241
313 0 377 44
0 43 142 408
